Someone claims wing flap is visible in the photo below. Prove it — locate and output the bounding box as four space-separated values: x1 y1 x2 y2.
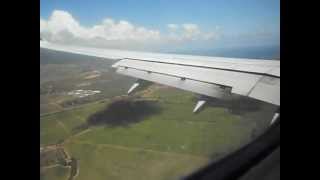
116 67 230 98
114 59 280 105
113 59 263 95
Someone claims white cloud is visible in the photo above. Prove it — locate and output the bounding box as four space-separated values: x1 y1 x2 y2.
181 24 201 40
167 24 179 31
166 23 218 42
40 10 218 50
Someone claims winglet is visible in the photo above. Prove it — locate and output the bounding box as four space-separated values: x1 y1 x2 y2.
193 100 206 113
127 82 140 94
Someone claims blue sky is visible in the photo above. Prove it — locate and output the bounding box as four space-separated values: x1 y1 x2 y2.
40 0 279 56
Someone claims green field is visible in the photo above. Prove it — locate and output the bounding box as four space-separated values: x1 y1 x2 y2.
41 99 110 145
40 85 276 180
65 141 208 180
40 166 70 180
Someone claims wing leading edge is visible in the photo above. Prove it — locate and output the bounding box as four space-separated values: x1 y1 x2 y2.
40 41 280 108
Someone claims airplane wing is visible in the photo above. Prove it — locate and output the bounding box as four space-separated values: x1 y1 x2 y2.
40 40 280 114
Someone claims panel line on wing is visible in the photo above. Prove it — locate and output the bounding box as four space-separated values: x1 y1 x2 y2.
123 58 280 78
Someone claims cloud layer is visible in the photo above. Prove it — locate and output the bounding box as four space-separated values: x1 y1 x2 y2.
40 10 218 50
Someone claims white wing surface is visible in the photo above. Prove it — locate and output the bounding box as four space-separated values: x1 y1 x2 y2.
40 40 280 106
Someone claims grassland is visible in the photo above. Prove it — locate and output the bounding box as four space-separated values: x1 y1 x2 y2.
65 142 208 180
41 99 110 145
40 166 70 180
40 84 276 180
